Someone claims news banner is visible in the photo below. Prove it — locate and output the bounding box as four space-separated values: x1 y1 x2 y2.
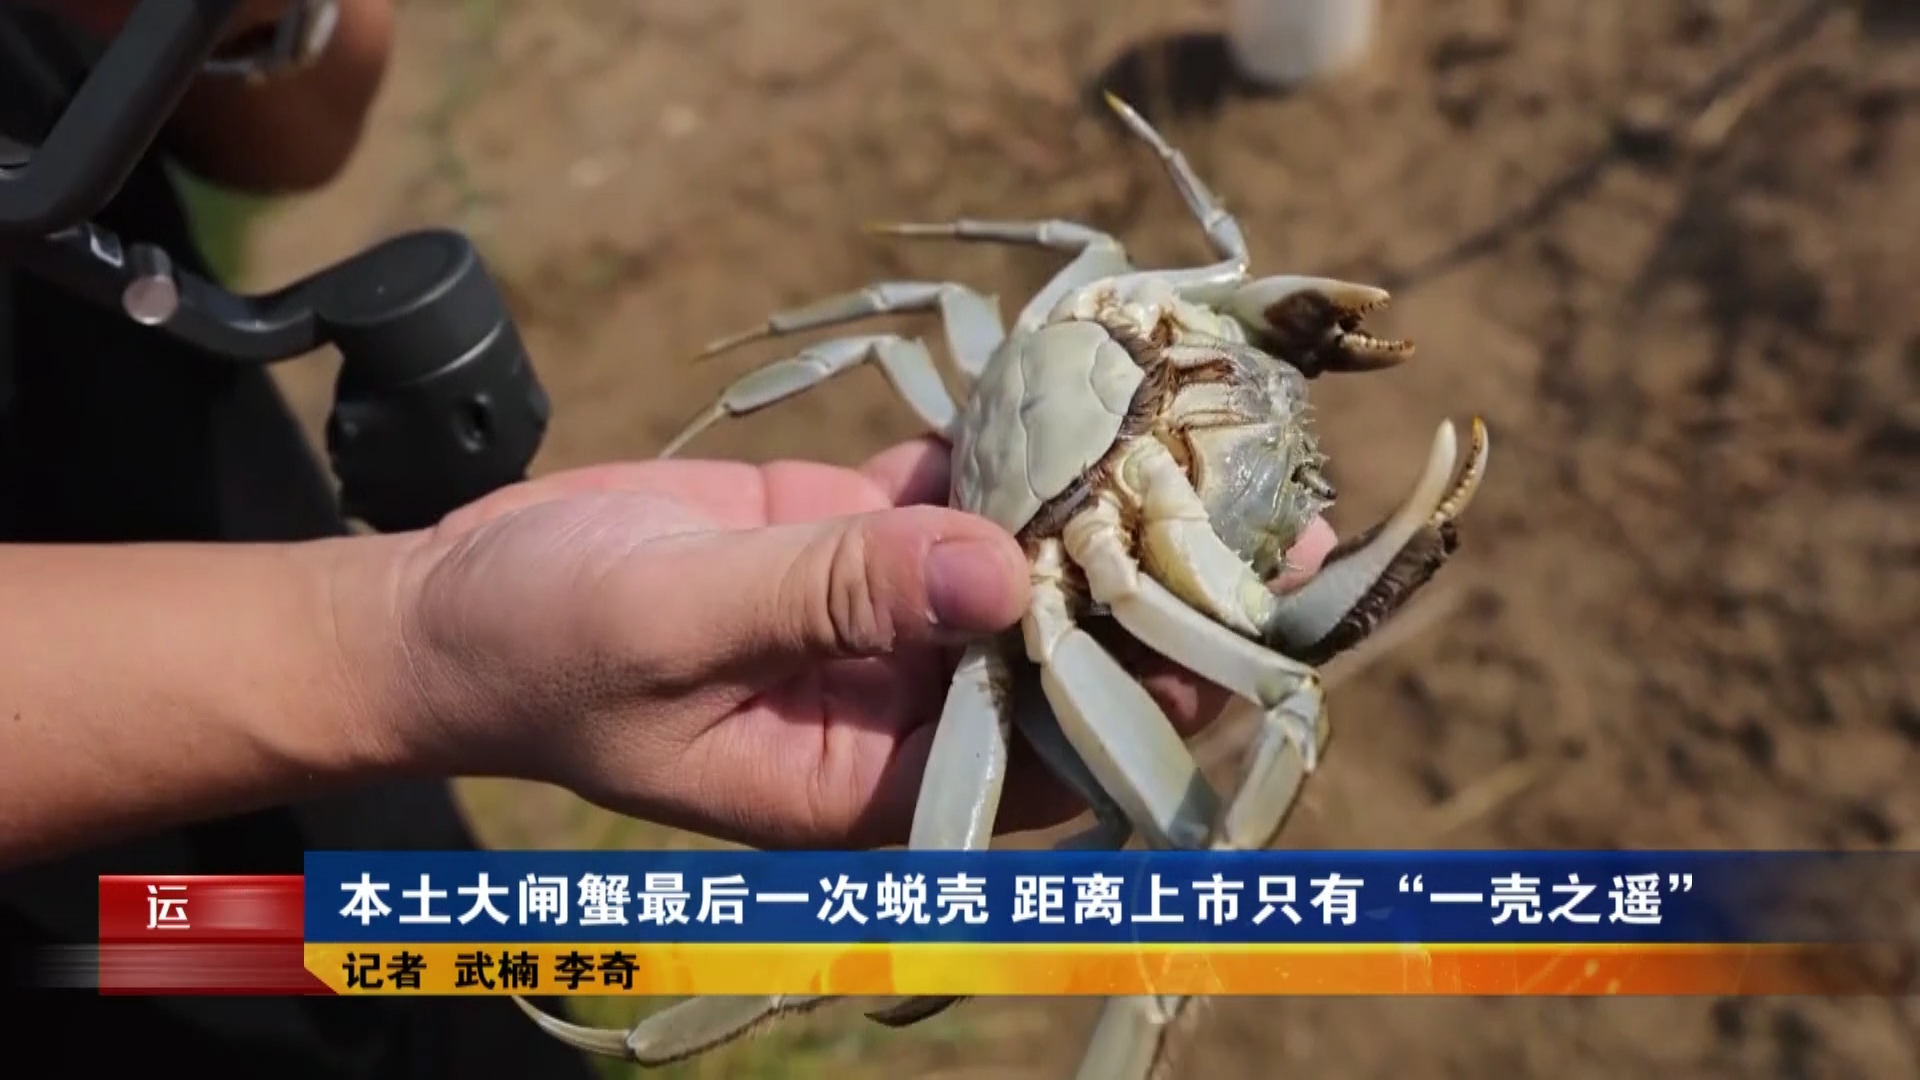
83 852 1916 997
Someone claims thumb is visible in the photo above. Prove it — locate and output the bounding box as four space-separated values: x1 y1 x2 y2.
642 505 1031 671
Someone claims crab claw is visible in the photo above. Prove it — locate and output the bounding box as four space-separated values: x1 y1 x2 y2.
1223 276 1413 378
1264 417 1489 664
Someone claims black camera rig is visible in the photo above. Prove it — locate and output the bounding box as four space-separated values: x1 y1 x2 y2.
0 0 548 532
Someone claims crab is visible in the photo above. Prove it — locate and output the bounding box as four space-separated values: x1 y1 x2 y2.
514 94 1489 1080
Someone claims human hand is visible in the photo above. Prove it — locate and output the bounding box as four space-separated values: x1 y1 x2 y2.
377 438 1335 849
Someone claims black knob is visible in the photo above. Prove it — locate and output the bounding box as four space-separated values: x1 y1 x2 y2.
320 230 550 533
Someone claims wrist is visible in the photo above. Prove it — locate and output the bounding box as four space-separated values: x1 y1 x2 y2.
0 534 443 866
310 529 450 781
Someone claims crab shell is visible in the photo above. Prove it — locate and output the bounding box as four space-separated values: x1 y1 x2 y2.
951 319 1141 536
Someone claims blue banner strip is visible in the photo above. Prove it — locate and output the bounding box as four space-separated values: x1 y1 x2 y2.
304 851 1915 946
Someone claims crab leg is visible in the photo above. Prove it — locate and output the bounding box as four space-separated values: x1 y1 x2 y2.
874 648 1138 1032
1010 658 1214 1080
1013 667 1209 1080
1098 93 1250 297
658 334 958 457
1005 652 1138 849
866 218 1135 337
1072 995 1207 1080
1022 538 1222 852
696 281 1006 381
906 640 1017 849
859 641 1021 1029
872 93 1254 333
1027 519 1330 1080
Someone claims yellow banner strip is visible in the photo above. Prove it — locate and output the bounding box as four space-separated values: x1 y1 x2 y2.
304 942 1893 997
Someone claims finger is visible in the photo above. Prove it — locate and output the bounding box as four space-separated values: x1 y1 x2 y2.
1081 618 1232 740
432 463 652 535
450 458 908 537
836 698 1085 847
838 704 941 847
436 460 758 535
1273 516 1338 591
991 733 1103 835
620 505 1031 681
857 438 953 507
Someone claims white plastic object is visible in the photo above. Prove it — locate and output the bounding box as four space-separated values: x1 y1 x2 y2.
1226 0 1380 89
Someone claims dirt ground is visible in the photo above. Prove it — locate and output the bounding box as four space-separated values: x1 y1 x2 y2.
239 1 1917 1077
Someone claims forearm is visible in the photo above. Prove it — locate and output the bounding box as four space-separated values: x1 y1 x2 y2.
0 533 419 871
165 0 395 194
